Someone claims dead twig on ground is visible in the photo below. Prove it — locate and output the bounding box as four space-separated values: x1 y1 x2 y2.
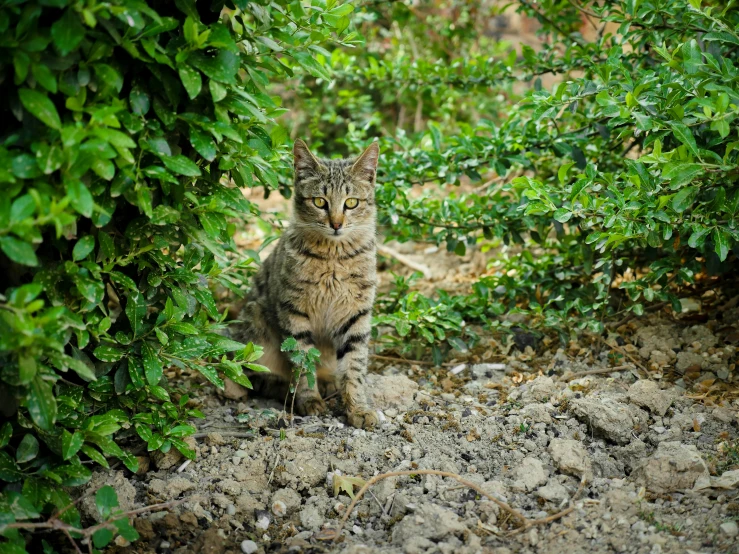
560 364 636 381
593 334 649 375
377 244 432 278
316 469 539 541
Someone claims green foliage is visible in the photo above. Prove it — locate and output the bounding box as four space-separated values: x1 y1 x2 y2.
293 0 739 341
0 0 354 550
281 337 321 391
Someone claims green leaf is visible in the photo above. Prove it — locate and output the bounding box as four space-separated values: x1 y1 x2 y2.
67 180 94 218
0 422 11 449
19 88 62 130
0 236 38 267
31 63 57 93
92 528 115 549
95 485 119 519
51 8 85 55
72 235 95 261
670 122 699 157
671 186 697 213
93 345 125 363
16 434 39 463
713 229 730 261
0 451 23 482
558 162 575 184
61 430 85 460
80 444 109 468
27 375 57 431
553 208 573 223
162 155 201 176
190 127 216 161
293 51 332 81
18 354 37 385
142 342 163 386
178 66 202 99
126 291 146 339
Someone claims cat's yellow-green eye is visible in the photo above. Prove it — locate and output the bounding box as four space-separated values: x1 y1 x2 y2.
344 198 359 209
313 197 327 208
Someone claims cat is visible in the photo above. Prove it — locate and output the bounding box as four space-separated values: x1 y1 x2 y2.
232 139 380 430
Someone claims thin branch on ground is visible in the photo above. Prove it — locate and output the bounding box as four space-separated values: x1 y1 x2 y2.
561 364 636 381
377 244 432 278
316 469 587 541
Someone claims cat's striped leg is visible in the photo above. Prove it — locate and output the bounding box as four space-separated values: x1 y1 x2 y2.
335 318 378 430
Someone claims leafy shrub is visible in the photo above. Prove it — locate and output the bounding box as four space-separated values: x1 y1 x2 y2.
0 0 355 550
294 0 739 339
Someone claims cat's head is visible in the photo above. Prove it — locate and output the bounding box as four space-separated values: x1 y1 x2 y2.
292 139 379 239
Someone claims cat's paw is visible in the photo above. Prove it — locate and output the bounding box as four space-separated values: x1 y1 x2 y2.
347 408 379 430
299 396 327 416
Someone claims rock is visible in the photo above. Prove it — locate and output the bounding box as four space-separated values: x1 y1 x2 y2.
627 380 674 416
635 324 681 360
711 469 739 490
720 520 738 537
520 403 552 424
632 441 709 493
205 432 226 446
528 376 558 402
676 351 704 373
511 457 548 491
366 374 418 411
165 477 197 498
241 540 258 554
536 481 569 503
549 438 592 478
299 505 325 531
469 363 507 382
681 325 718 348
571 396 648 444
679 298 701 313
391 503 468 545
152 436 197 470
221 377 248 400
81 471 137 522
271 488 301 516
217 479 242 496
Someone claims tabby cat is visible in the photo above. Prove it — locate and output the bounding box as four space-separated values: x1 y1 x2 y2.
232 139 380 429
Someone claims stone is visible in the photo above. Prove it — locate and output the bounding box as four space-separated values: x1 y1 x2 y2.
627 380 674 416
711 469 739 490
271 488 302 516
676 352 704 374
391 503 468 545
635 324 681 360
632 441 710 493
681 325 718 348
241 540 258 554
528 376 558 402
720 521 738 537
511 457 548 491
549 438 592 478
299 505 325 531
520 403 552 424
366 374 418 411
536 481 569 503
571 396 648 444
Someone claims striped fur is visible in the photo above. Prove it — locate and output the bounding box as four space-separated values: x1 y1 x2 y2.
232 139 380 429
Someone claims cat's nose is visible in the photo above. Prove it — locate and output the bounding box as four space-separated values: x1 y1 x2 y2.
331 221 343 230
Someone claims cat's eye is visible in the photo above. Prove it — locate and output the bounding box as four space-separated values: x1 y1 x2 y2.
344 198 359 209
313 197 327 208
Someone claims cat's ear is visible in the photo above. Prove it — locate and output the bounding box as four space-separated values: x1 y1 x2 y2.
350 141 379 183
293 139 325 177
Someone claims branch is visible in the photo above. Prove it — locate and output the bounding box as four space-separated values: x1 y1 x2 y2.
315 469 587 542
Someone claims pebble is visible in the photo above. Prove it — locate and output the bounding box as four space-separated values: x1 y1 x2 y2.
241 540 258 554
160 541 171 549
226 504 236 516
720 520 738 537
232 456 241 466
352 524 363 535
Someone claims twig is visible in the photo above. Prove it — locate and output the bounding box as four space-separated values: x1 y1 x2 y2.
560 364 635 381
593 334 648 374
176 459 192 473
377 244 432 279
268 453 281 485
317 470 527 541
370 354 458 367
506 478 587 535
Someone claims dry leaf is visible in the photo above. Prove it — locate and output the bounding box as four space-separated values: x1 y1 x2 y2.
333 474 366 499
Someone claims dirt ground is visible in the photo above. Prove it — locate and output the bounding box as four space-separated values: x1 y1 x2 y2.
88 207 739 554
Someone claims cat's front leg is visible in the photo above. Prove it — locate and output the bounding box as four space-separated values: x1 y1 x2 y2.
335 329 379 430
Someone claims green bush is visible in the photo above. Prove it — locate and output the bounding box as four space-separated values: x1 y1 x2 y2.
292 0 739 340
0 0 356 550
